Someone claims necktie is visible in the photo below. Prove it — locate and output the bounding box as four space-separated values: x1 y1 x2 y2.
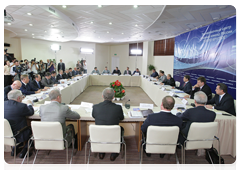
183 83 186 87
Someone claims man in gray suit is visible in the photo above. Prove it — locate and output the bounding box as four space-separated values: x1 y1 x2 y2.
41 72 57 87
102 66 110 74
39 89 80 147
91 67 100 75
123 67 131 75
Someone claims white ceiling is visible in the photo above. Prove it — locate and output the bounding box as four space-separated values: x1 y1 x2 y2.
4 5 236 44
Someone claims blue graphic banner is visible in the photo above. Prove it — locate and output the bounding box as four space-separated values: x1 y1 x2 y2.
174 16 236 99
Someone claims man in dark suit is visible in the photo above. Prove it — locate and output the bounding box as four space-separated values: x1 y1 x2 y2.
30 74 49 90
72 67 77 76
206 83 235 116
41 72 57 87
161 74 176 86
68 68 73 78
132 68 141 75
92 88 124 161
177 91 216 144
141 96 182 158
19 74 41 95
57 59 65 72
4 89 34 158
150 69 159 78
63 69 69 79
112 67 121 75
123 67 132 75
51 71 58 83
174 75 192 94
4 80 22 101
56 70 64 82
186 76 212 100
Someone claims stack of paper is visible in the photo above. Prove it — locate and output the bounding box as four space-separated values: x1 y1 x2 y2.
129 111 143 118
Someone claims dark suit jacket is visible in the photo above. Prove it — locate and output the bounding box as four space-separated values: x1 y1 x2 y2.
30 80 45 89
41 77 55 87
190 84 212 100
4 85 12 101
150 72 159 78
141 111 182 135
51 76 58 84
56 74 64 82
57 62 65 72
20 81 38 95
124 70 132 75
207 93 235 116
4 100 34 142
132 71 141 75
63 73 69 79
112 70 121 75
162 78 176 86
68 72 73 78
92 100 124 125
176 81 192 94
72 70 77 76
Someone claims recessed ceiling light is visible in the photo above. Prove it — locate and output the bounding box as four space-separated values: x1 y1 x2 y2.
90 21 93 24
62 5 67 8
135 24 138 27
98 36 100 38
44 30 47 33
122 33 124 34
27 13 32 15
33 37 35 38
32 33 34 35
133 5 138 8
107 31 109 33
29 24 33 26
7 23 11 25
25 29 28 31
109 22 112 25
98 5 102 7
111 38 113 39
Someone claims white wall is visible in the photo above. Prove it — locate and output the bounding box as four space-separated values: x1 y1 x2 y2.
4 33 22 60
153 55 174 76
95 44 110 72
110 44 142 73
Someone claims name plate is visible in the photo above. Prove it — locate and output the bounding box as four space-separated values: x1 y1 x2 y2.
81 102 93 108
181 99 188 105
161 87 166 91
113 74 118 76
169 92 174 96
125 74 131 76
92 73 98 75
134 73 139 76
103 74 109 75
140 103 153 109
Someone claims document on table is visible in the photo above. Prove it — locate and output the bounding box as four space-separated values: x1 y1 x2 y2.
174 104 186 109
129 111 143 118
68 105 81 110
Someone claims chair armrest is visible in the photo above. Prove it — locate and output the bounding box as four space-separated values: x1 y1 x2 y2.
14 126 30 137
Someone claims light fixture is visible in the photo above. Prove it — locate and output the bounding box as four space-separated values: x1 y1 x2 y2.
32 33 34 35
51 44 61 51
7 23 11 25
44 30 47 32
133 5 138 8
27 13 32 15
98 5 102 7
29 24 33 26
135 24 138 27
131 49 142 55
62 5 67 8
90 21 93 24
32 37 35 38
25 29 28 31
109 22 112 25
80 48 94 54
122 33 124 34
51 24 54 27
107 31 109 33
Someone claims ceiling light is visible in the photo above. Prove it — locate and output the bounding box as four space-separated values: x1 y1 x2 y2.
32 33 34 35
51 44 60 51
135 24 138 27
44 30 47 33
32 37 35 38
122 33 124 34
98 5 102 7
51 24 54 27
131 49 142 55
133 5 138 8
80 48 94 53
107 31 109 33
62 5 67 8
109 22 112 25
111 38 113 39
29 24 33 26
7 23 11 25
25 29 28 31
90 21 93 24
27 13 32 15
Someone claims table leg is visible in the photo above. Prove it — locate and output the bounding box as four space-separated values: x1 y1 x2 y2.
77 120 88 151
135 121 143 152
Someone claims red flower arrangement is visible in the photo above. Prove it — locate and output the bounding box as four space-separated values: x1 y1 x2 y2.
110 80 125 98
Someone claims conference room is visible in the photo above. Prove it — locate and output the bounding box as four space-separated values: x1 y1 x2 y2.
4 4 236 167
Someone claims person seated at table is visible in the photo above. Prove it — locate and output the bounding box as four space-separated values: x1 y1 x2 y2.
68 68 74 78
20 74 41 95
102 66 110 74
91 67 100 75
4 89 34 158
150 69 158 78
30 74 49 91
76 68 81 75
172 75 192 94
4 80 22 101
63 69 70 79
56 70 64 82
206 83 236 116
184 76 212 100
39 89 80 148
92 87 124 161
157 70 167 82
161 74 175 86
112 67 121 75
132 68 141 75
141 96 182 158
176 91 216 144
51 71 58 84
72 67 77 76
123 67 131 75
41 72 57 87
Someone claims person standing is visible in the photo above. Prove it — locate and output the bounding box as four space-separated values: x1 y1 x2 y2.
48 61 55 73
4 60 12 87
58 59 65 72
83 60 87 73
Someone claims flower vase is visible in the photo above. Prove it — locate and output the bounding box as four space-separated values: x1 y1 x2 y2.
116 98 120 101
121 96 124 100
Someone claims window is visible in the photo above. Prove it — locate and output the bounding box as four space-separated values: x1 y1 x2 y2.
154 38 174 56
129 42 143 56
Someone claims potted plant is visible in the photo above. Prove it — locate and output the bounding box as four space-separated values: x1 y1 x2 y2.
110 80 125 100
148 64 155 71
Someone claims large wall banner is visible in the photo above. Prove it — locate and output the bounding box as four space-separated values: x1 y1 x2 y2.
173 16 236 99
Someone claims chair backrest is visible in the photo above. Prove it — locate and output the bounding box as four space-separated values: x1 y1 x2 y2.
31 121 65 150
89 125 121 153
146 126 179 154
175 81 180 87
234 100 238 115
185 122 218 150
4 119 15 146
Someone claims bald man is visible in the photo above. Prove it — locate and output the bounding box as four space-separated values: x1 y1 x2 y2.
4 80 22 101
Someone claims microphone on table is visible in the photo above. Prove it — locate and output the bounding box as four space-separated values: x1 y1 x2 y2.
125 99 130 109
